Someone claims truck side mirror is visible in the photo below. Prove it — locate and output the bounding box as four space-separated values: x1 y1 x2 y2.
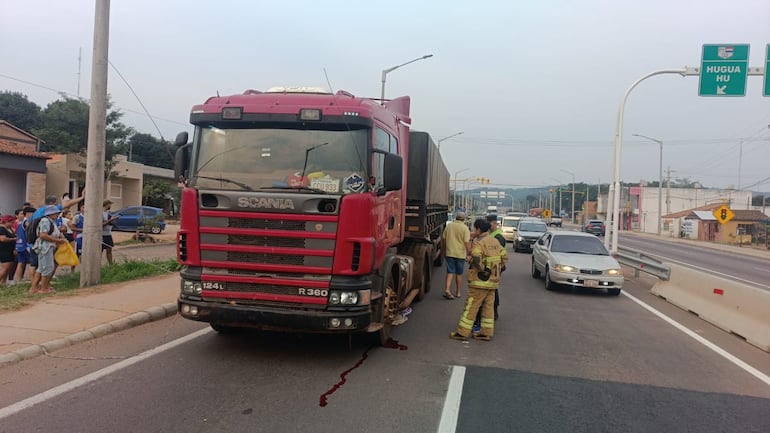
174 131 188 146
382 152 403 193
173 132 190 185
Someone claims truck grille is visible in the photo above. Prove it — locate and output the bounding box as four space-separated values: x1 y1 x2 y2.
228 251 305 266
198 210 338 304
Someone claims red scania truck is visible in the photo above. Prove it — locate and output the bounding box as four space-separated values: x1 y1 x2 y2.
173 87 449 343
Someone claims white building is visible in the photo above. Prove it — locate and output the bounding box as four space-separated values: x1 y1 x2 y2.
598 186 754 236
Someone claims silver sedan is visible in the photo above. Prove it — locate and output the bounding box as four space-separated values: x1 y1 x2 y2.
531 231 623 295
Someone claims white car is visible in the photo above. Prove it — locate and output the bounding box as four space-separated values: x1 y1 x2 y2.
501 214 526 242
531 231 623 295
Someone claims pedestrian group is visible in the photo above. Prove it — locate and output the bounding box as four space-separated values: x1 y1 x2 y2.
0 193 118 293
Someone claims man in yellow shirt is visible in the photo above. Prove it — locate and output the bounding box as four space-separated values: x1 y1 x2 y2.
441 211 471 299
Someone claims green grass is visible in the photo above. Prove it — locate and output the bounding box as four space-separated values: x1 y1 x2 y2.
0 258 181 312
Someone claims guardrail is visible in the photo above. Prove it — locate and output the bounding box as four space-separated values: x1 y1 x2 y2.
614 246 671 281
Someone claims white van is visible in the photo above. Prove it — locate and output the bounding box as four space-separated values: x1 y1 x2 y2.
501 213 526 242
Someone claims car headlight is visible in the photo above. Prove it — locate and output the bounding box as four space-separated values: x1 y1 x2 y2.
553 264 576 273
606 269 622 276
516 236 524 242
329 291 359 305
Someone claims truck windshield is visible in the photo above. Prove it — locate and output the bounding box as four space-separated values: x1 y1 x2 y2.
189 126 370 194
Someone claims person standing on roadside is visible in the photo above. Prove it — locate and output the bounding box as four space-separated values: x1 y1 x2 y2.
449 218 507 342
441 211 471 299
486 214 505 321
31 206 67 293
102 200 119 265
13 207 36 284
0 215 17 284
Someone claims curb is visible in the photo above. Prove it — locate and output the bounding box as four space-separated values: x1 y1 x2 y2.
0 303 178 368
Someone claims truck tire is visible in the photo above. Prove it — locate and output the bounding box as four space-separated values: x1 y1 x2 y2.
415 257 430 302
433 252 443 267
371 272 396 346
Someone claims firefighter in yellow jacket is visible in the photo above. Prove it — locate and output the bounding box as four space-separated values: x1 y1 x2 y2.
450 218 507 341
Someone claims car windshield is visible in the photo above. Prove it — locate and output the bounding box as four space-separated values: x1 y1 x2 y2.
550 235 609 255
189 125 369 194
518 223 547 232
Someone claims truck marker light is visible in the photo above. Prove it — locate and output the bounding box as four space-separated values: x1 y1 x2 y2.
221 107 242 120
299 109 322 121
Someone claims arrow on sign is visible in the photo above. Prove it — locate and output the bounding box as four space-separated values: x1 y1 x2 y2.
717 85 727 95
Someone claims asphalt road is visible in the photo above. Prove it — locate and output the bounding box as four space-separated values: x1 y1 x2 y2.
618 233 770 290
1 245 769 432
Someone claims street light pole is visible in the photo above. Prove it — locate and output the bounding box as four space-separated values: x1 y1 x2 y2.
380 54 433 105
632 133 663 236
561 169 575 224
437 131 464 150
453 168 470 210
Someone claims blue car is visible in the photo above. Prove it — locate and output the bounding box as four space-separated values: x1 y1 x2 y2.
111 206 166 234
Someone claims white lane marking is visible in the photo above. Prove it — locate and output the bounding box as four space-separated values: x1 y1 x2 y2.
637 252 770 290
621 291 770 387
754 267 770 273
437 365 466 433
0 327 213 420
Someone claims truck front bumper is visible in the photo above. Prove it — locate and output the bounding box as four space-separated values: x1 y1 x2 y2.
178 298 372 332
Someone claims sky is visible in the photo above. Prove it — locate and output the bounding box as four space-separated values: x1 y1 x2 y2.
2 0 769 191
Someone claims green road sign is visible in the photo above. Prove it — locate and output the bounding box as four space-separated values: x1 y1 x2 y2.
699 44 750 96
762 44 770 96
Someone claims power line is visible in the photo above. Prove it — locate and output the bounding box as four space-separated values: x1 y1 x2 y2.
0 71 189 128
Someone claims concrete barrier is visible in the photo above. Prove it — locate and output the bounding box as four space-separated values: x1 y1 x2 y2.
651 263 770 352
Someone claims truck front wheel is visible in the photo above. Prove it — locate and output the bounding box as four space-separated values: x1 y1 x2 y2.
371 276 395 345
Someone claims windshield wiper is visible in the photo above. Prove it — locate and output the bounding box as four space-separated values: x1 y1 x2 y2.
260 185 327 194
195 175 254 191
300 142 329 180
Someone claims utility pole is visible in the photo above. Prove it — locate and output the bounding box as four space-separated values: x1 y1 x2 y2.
77 47 82 97
737 138 743 191
80 0 111 287
665 166 672 216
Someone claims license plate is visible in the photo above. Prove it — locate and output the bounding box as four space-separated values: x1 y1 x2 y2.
310 178 340 193
584 279 599 288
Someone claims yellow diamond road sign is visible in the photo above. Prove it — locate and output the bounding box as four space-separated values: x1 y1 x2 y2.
542 209 552 218
713 205 735 224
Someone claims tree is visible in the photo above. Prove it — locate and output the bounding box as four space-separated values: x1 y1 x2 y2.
34 97 89 152
142 178 175 212
0 91 42 131
33 96 133 154
126 133 175 169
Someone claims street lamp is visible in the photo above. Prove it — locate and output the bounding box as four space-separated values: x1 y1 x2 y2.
437 131 464 150
453 168 470 210
632 133 663 236
548 177 563 216
380 54 433 105
560 169 576 224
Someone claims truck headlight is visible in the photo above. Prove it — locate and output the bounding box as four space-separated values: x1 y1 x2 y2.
329 291 360 305
182 280 202 294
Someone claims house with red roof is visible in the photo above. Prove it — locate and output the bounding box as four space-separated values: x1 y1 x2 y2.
0 120 50 214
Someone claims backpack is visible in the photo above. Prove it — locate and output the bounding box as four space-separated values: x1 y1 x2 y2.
26 217 53 245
